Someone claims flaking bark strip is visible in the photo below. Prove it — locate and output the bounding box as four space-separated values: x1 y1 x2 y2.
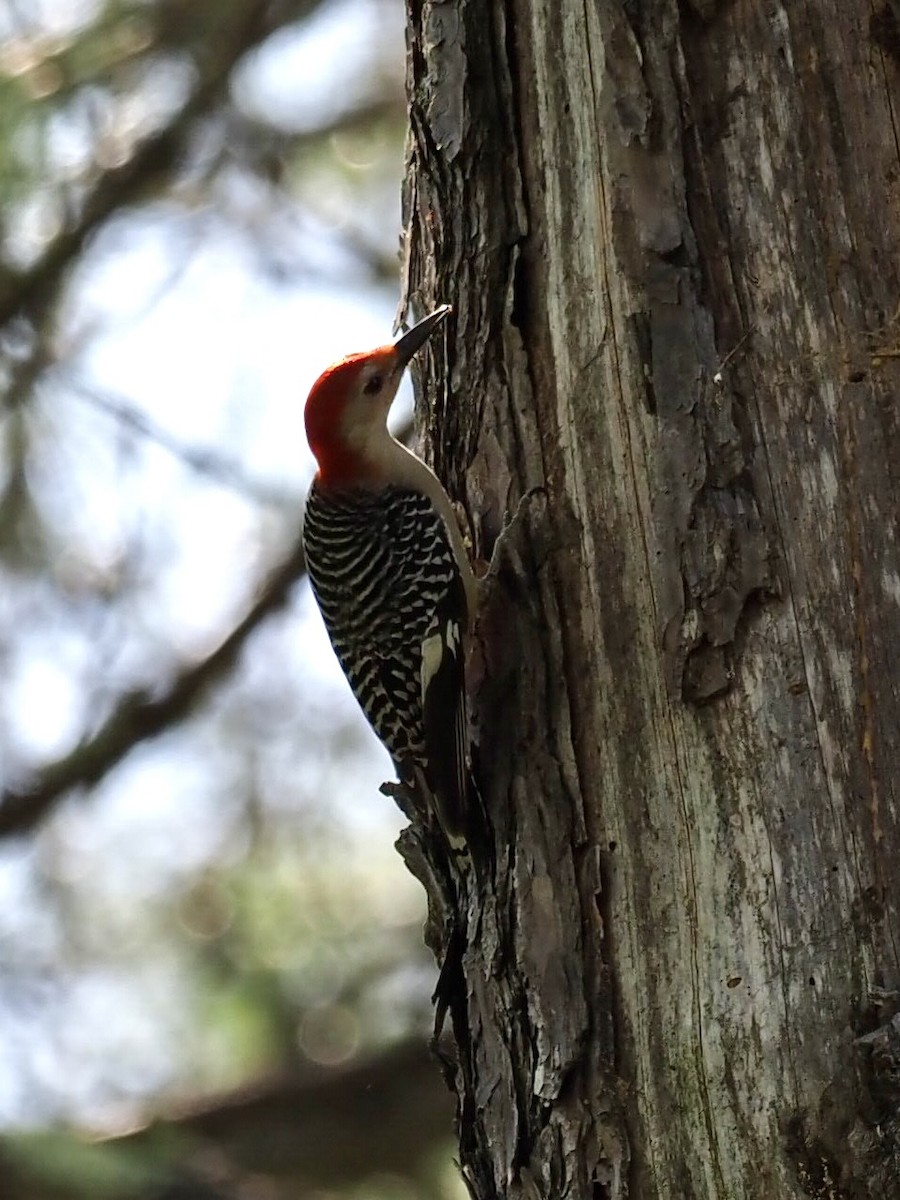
603 6 779 703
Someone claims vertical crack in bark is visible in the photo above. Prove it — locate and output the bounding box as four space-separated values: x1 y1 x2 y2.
499 1 628 1192
580 19 657 1192
841 391 900 973
764 822 803 1106
669 719 729 1198
876 31 900 163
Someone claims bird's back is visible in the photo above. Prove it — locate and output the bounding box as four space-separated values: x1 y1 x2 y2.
303 482 468 801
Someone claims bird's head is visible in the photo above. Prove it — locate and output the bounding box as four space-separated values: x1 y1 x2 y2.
305 305 450 487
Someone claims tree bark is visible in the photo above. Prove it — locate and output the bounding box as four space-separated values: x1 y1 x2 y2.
400 1 900 1197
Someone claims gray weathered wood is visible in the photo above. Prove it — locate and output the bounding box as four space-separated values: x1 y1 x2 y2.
401 1 900 1196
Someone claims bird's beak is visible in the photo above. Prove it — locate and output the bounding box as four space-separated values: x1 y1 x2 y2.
393 305 450 368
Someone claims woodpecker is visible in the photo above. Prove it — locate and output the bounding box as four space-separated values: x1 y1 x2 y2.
302 306 477 842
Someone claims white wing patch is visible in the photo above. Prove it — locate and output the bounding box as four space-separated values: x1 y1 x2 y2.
420 619 461 708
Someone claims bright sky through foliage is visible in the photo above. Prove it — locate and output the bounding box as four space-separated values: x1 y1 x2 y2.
0 0 432 1134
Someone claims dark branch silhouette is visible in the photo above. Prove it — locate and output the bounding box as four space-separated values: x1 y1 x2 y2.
0 0 316 336
0 532 308 837
0 1038 453 1198
149 1038 452 1185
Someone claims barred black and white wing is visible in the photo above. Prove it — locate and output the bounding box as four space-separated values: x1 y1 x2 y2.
303 483 471 838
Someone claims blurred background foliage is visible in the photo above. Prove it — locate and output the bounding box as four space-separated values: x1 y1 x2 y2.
0 0 462 1196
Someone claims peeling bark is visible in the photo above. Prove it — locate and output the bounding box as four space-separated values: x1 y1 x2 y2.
401 1 900 1197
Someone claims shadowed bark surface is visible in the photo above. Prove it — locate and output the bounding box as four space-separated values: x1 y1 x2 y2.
400 2 900 1197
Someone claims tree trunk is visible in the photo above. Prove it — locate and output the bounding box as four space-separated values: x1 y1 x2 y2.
400 2 900 1197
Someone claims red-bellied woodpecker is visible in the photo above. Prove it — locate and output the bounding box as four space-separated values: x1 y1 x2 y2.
302 306 477 842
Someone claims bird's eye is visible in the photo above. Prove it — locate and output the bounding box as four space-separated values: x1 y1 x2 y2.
363 374 384 395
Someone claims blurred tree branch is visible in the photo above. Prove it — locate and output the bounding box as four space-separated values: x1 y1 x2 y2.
153 1037 453 1188
67 376 298 507
0 1038 454 1199
0 531 308 837
0 0 325 336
